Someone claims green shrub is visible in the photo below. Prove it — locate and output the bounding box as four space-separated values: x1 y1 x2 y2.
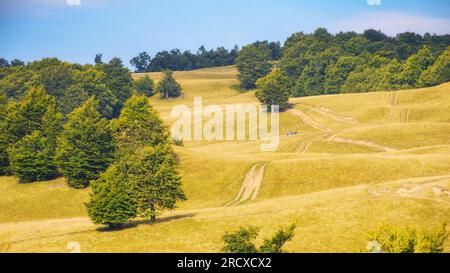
222 223 296 253
367 223 448 253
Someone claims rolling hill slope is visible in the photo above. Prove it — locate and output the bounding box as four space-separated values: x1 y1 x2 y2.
1 66 449 252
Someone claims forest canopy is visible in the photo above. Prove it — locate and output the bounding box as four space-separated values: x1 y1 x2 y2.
277 28 450 97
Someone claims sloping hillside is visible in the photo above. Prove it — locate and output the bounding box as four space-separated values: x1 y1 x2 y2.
1 66 449 252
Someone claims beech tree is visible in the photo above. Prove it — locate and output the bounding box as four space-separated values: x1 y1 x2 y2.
56 98 114 188
133 75 154 97
111 95 168 156
126 145 186 223
255 69 291 111
5 87 56 143
418 46 450 87
398 46 435 88
86 145 186 227
236 44 272 89
130 52 151 73
156 70 182 98
86 164 137 229
0 93 9 174
97 57 133 117
8 131 57 182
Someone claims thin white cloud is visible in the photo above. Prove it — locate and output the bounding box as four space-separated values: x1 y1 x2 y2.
28 0 86 6
367 0 382 6
333 11 450 35
67 0 81 6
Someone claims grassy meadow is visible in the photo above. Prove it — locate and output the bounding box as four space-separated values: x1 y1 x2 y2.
1 66 449 252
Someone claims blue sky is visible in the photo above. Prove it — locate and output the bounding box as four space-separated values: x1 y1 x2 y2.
1 0 449 66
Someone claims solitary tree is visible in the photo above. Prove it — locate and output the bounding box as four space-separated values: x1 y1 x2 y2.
127 145 186 223
86 164 137 229
156 70 182 98
255 69 291 111
236 44 272 89
56 98 114 188
133 75 155 97
86 144 185 226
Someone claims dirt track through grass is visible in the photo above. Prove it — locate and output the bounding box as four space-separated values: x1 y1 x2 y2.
288 108 397 152
224 163 267 207
298 103 359 124
327 134 397 152
288 109 333 132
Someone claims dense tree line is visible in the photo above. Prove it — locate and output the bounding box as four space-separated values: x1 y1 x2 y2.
0 58 25 68
250 29 450 108
0 57 186 228
281 28 450 96
232 41 282 89
130 42 281 73
0 57 133 119
236 43 273 89
130 46 238 73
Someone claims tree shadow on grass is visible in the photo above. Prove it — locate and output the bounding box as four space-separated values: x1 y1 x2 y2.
97 213 196 232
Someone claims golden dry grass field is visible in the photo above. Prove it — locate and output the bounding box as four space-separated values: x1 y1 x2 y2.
1 66 449 252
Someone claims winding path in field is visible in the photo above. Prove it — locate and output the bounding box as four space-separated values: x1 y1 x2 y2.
224 163 267 207
326 134 397 152
288 108 397 153
368 175 450 204
287 109 333 132
297 103 359 124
